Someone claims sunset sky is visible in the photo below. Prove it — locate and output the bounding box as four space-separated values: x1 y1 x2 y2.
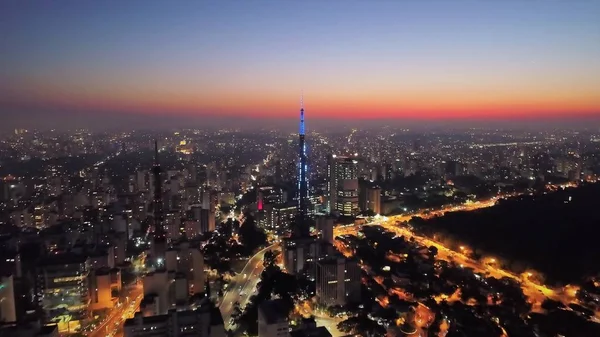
1 1 600 129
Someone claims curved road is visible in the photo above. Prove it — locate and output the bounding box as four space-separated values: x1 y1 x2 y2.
219 244 278 328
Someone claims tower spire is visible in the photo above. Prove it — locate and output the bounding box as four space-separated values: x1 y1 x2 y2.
296 93 310 237
299 91 305 136
154 140 159 165
152 139 166 267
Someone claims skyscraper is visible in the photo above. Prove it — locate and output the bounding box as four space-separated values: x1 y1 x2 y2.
328 155 359 216
316 255 361 306
152 140 167 268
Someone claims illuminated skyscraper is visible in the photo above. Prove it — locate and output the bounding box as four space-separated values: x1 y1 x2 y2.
296 95 310 235
152 140 166 268
328 154 359 216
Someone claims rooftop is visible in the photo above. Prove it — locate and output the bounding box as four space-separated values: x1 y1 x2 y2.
290 326 332 337
258 299 290 325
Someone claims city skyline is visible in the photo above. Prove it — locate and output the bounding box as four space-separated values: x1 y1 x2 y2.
2 0 600 129
3 2 600 335
2 116 600 336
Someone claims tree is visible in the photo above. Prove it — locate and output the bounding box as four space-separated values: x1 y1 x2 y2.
337 314 386 336
427 245 438 260
238 213 267 253
541 298 565 311
231 301 242 325
263 249 279 268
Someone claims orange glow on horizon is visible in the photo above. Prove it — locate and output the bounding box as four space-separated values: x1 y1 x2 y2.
6 80 600 120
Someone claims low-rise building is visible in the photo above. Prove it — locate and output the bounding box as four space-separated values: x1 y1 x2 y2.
124 298 224 337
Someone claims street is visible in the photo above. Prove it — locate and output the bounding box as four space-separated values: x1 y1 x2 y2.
88 284 143 337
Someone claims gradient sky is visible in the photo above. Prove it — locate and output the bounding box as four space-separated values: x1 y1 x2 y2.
1 0 600 129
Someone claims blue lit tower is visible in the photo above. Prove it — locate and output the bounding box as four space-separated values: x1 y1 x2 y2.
296 95 310 233
152 140 166 268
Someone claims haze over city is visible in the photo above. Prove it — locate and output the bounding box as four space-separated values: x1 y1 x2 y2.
2 1 600 131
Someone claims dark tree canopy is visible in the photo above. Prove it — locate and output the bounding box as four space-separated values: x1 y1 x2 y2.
411 183 600 284
238 213 267 253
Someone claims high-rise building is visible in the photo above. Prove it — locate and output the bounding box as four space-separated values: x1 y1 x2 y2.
315 256 361 307
315 216 335 244
269 203 297 233
328 155 359 216
366 187 381 215
189 206 215 234
282 236 319 276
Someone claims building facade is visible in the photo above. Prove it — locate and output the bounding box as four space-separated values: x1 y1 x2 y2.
0 274 16 323
35 255 91 332
316 256 361 307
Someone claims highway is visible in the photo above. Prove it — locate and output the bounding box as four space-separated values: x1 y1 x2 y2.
219 244 278 329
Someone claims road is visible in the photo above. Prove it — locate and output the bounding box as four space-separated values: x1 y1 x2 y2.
88 284 143 337
314 316 346 337
219 244 278 329
297 304 347 337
